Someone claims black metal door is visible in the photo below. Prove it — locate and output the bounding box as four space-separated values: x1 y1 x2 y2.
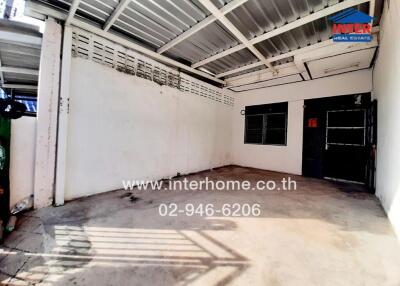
302 94 374 187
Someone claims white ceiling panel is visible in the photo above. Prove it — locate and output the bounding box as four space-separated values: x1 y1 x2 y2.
307 48 376 79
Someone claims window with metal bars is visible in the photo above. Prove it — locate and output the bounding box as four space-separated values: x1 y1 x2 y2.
244 102 288 146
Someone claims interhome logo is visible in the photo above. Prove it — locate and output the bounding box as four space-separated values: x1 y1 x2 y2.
329 8 374 42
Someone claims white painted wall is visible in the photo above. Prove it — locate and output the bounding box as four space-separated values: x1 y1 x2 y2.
64 58 232 200
9 117 36 209
231 69 372 175
373 0 400 238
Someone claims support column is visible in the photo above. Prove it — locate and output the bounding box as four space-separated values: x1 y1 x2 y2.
33 18 62 209
55 26 72 206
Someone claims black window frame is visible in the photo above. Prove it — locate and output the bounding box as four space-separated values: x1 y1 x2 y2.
244 102 288 146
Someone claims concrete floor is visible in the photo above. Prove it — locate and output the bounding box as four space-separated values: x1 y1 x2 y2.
1 166 400 286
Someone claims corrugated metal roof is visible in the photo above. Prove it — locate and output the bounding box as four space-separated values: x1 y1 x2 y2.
0 19 41 94
166 21 239 63
0 43 41 69
202 49 257 74
27 0 382 80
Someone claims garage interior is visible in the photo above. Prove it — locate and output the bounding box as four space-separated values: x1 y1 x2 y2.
1 0 400 285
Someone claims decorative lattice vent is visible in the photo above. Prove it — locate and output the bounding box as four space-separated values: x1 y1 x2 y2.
71 28 234 107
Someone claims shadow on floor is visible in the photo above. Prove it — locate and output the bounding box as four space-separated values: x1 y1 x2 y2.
0 224 249 285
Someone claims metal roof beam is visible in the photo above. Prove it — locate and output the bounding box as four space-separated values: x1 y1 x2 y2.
1 84 38 90
0 31 42 48
157 0 248 54
0 48 40 58
192 0 371 69
0 66 39 75
65 0 81 25
226 62 298 87
197 0 276 72
103 0 131 31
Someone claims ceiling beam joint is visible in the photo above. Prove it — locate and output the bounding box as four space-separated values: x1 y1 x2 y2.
197 0 276 73
65 0 81 25
157 0 248 54
103 0 131 31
